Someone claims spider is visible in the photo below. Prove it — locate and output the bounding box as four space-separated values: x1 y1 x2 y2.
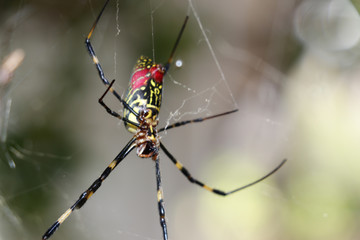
42 0 286 239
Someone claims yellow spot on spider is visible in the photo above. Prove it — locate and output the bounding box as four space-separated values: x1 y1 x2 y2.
157 189 163 201
93 56 99 64
109 161 116 170
87 191 94 199
58 209 72 224
203 185 213 192
175 162 183 170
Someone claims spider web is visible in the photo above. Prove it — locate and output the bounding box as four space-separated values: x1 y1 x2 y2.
0 0 291 240
161 0 238 129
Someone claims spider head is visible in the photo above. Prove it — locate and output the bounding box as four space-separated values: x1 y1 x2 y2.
136 109 159 158
136 129 158 158
137 141 158 158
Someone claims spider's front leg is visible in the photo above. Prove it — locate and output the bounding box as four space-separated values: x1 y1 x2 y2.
154 154 168 240
41 138 136 240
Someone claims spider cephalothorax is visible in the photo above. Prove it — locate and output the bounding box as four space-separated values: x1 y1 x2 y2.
135 109 160 158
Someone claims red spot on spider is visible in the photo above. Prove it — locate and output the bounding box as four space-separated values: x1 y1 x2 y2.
150 65 165 84
130 65 164 89
131 69 150 89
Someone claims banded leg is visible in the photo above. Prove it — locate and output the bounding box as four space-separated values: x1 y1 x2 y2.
98 79 140 128
154 155 168 240
159 109 238 133
42 138 136 240
160 142 286 196
85 0 137 117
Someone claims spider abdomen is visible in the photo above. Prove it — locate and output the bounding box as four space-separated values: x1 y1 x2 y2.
124 56 164 133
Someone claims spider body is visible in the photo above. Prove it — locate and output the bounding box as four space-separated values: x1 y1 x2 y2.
42 0 286 239
134 109 160 158
124 56 164 134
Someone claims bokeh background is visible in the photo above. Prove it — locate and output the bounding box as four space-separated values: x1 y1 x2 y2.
1 0 360 239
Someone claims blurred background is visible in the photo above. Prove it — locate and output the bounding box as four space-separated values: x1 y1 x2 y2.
1 0 360 239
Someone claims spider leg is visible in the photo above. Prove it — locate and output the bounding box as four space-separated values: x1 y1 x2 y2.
160 142 286 196
98 79 140 127
159 109 238 132
85 0 137 118
154 154 168 240
164 15 189 73
42 138 136 240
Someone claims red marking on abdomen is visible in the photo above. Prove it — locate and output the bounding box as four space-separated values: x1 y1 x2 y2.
131 69 150 89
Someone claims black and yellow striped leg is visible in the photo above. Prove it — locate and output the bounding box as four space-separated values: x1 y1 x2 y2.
42 138 136 240
154 155 168 240
85 0 137 118
85 0 111 88
160 142 286 196
98 79 140 128
159 109 238 133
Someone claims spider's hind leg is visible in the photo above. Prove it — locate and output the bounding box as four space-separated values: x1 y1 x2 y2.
98 79 139 127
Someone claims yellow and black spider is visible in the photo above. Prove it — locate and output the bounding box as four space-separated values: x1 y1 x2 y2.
42 0 286 239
